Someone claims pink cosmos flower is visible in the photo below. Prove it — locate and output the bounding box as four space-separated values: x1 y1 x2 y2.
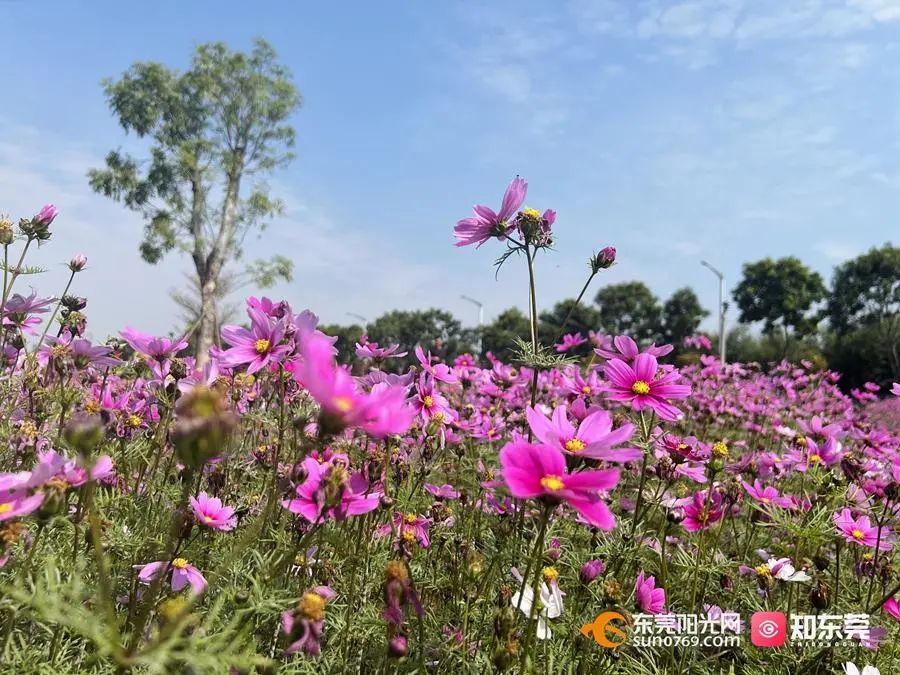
635 571 666 614
883 597 900 621
3 291 55 335
412 375 456 424
295 331 413 437
376 512 432 548
120 327 188 378
499 440 620 529
742 479 793 509
603 353 691 421
135 558 207 594
218 307 293 375
833 508 892 550
891 382 900 397
454 176 527 247
555 333 587 353
681 490 724 532
0 490 44 522
282 457 381 523
424 483 459 500
189 492 237 531
414 345 457 383
282 586 336 656
594 335 673 362
354 335 407 360
525 405 640 463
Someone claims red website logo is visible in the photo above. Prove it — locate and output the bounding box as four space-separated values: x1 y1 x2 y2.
751 612 787 647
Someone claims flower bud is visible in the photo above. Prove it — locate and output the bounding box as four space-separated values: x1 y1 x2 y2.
0 216 13 245
34 204 58 227
591 246 616 272
580 559 606 585
63 413 104 456
172 385 238 470
68 254 87 272
809 581 830 610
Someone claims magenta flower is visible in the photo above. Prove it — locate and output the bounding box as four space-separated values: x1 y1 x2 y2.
218 307 292 375
355 335 407 360
892 382 900 396
499 440 620 529
68 254 88 272
282 586 336 656
594 335 673 362
454 176 527 247
120 326 188 378
525 405 640 463
3 291 55 335
555 333 587 353
603 353 691 421
189 492 237 531
412 375 455 424
742 479 793 509
833 508 892 550
134 558 207 594
282 457 381 523
295 331 413 437
593 246 617 271
681 490 724 532
635 571 666 614
424 483 459 500
414 345 457 383
884 597 900 621
376 512 432 548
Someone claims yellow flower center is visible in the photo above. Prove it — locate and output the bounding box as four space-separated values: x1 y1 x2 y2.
299 592 327 622
761 497 770 504
522 207 542 219
542 566 559 583
127 414 142 428
85 399 101 414
712 442 729 458
172 558 188 569
581 385 592 394
564 438 586 453
334 396 354 412
254 338 270 354
432 411 444 423
755 565 772 577
631 380 651 395
540 475 565 491
0 503 12 514
203 515 213 523
809 454 821 464
423 395 434 408
852 529 865 540
402 530 416 542
404 513 418 524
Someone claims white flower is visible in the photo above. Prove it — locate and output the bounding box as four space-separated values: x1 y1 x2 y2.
843 663 880 675
510 567 564 640
767 557 810 583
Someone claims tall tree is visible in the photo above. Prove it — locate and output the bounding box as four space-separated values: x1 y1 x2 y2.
826 244 900 383
732 257 827 339
661 287 708 345
594 281 662 341
482 308 533 361
88 39 300 359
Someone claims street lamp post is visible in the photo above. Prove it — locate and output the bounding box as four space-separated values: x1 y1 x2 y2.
700 260 727 363
460 295 484 355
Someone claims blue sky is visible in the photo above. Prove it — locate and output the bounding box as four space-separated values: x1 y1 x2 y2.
1 0 898 339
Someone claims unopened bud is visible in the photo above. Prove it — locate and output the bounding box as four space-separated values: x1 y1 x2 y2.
68 254 87 272
591 246 616 272
388 634 408 658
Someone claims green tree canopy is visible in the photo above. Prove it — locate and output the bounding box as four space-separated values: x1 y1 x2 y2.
88 39 300 358
481 307 533 361
826 243 899 333
732 257 827 337
594 281 662 341
661 287 709 345
366 309 474 370
538 298 601 344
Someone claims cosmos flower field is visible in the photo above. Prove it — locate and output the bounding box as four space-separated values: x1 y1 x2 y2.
1 187 898 674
